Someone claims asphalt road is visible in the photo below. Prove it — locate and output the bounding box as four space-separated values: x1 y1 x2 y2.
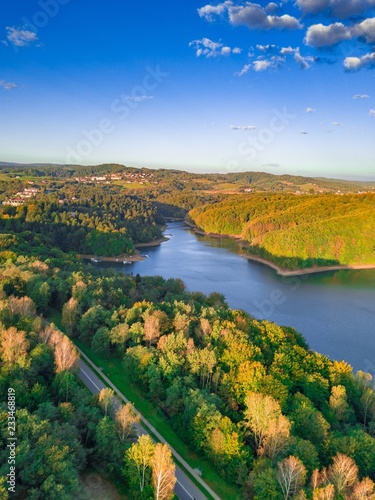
77 356 212 500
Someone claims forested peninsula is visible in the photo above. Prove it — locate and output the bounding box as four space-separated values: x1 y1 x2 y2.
189 193 375 272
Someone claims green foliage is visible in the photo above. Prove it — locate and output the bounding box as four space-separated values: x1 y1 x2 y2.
91 327 111 357
189 193 375 270
79 305 111 343
95 417 123 474
124 434 155 499
0 184 164 256
329 429 375 477
246 458 283 500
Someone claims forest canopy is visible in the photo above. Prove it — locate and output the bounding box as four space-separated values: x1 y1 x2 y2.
189 193 375 270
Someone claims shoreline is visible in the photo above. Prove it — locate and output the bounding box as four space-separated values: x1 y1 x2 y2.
185 221 375 276
79 251 144 263
78 235 170 262
240 253 375 276
184 220 243 239
135 236 170 248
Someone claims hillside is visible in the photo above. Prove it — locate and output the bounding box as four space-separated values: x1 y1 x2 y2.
1 163 375 268
1 161 374 195
189 193 375 270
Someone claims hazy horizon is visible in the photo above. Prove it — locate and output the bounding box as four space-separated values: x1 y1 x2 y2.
2 158 375 183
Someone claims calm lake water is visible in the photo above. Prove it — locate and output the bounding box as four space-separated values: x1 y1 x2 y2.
100 221 375 374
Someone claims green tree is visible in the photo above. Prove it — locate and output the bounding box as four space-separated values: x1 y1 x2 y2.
246 458 283 500
78 305 110 343
61 298 80 337
91 327 111 357
95 416 123 473
125 434 155 495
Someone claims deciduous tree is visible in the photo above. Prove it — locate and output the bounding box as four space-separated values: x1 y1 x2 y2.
355 371 375 427
8 295 36 317
244 392 291 459
312 485 335 500
125 434 155 493
329 385 349 421
0 326 29 366
98 387 115 416
54 335 79 373
327 453 358 497
151 443 176 500
62 297 80 337
144 313 161 346
115 403 139 442
351 477 375 499
276 456 306 500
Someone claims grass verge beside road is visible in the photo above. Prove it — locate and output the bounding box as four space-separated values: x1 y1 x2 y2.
74 340 243 500
48 309 242 499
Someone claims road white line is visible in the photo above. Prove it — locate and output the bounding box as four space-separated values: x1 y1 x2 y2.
176 479 195 500
81 367 196 499
80 367 102 392
77 349 217 500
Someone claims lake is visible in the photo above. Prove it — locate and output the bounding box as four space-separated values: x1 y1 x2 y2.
100 221 375 374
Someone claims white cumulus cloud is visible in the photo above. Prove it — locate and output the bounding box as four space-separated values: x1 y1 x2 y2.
5 26 38 47
189 38 242 57
257 43 278 52
236 63 252 76
280 46 314 69
305 18 375 48
198 1 232 21
353 17 375 43
293 48 315 69
265 2 279 13
229 3 303 31
305 23 352 48
344 51 375 70
198 2 302 30
280 46 295 55
253 59 273 71
296 0 375 18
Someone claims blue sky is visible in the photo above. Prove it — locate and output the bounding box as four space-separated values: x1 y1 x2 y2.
1 0 375 179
